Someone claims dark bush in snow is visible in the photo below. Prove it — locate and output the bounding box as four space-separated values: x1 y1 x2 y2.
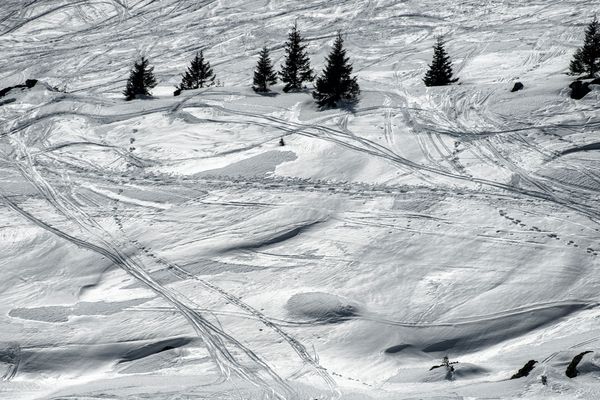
569 80 592 99
430 356 458 380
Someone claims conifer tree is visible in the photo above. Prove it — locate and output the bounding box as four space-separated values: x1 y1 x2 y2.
570 16 600 78
253 46 278 92
423 36 459 87
123 57 157 101
178 51 216 91
312 33 360 108
280 22 314 92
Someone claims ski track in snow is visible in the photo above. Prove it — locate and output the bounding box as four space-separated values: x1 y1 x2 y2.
1 0 600 399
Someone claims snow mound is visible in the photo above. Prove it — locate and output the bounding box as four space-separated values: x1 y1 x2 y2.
197 150 297 178
286 292 359 323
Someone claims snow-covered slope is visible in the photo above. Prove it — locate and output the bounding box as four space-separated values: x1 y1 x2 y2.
1 1 600 399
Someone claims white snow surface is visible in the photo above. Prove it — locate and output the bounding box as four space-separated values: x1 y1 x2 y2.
1 1 600 399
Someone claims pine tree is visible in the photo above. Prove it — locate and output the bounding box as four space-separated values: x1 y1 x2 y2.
123 57 157 101
312 33 360 108
253 46 278 92
423 36 459 87
570 16 600 78
178 51 216 91
280 22 314 92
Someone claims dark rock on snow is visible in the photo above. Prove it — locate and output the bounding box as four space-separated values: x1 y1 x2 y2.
566 351 593 378
0 79 38 98
510 360 537 379
25 79 38 88
511 82 524 92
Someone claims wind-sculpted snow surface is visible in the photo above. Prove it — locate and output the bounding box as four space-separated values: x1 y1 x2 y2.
1 0 600 399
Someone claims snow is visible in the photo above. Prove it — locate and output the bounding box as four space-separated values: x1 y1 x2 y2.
1 0 600 399
286 292 360 323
